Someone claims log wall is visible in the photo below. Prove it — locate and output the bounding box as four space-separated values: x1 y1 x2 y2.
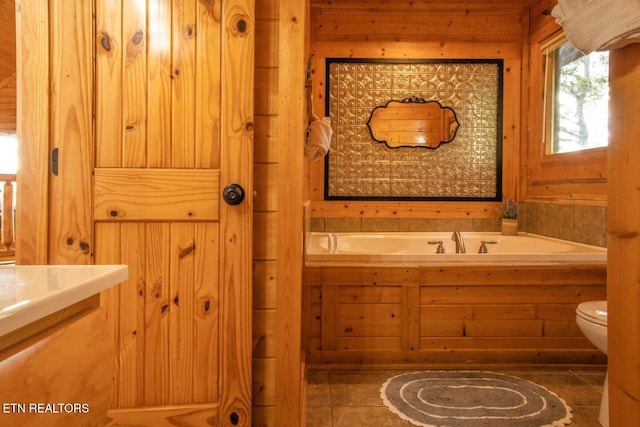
255 2 307 425
307 0 528 221
608 43 640 426
253 1 279 424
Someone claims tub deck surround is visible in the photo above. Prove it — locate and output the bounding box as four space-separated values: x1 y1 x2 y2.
306 231 607 264
303 261 607 367
0 264 129 337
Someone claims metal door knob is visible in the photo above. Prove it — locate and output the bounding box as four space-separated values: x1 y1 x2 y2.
223 183 246 205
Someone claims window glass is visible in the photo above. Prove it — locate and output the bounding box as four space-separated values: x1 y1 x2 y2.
545 40 609 154
0 133 18 173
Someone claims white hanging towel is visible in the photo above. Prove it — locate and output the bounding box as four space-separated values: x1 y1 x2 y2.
552 0 640 54
304 115 333 161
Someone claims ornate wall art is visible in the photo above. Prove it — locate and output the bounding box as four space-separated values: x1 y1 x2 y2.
366 96 460 149
325 58 503 201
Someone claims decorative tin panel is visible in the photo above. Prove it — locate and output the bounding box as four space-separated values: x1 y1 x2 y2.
325 59 503 201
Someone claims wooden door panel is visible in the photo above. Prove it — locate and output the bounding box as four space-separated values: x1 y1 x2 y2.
93 0 253 424
96 1 220 170
192 222 220 404
94 168 220 221
117 223 146 408
143 222 171 407
96 222 220 408
106 404 218 426
18 0 252 423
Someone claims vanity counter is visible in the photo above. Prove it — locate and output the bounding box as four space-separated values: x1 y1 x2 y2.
0 265 128 337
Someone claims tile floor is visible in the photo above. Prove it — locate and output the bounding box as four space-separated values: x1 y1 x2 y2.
305 367 606 427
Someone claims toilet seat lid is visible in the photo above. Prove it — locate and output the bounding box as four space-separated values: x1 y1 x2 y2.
576 300 607 326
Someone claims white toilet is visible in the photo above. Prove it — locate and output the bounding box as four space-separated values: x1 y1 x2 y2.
576 300 608 427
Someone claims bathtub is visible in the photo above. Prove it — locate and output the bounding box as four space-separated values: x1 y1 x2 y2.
305 231 606 264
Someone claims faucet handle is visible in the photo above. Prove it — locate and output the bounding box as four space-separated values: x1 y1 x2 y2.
428 240 445 254
478 240 498 254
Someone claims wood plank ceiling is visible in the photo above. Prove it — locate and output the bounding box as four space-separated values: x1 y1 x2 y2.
0 0 16 83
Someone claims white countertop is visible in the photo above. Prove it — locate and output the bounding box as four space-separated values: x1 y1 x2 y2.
0 265 129 336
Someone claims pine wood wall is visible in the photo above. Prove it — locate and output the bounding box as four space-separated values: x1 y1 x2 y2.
608 43 640 426
307 0 528 221
253 1 279 424
255 1 307 424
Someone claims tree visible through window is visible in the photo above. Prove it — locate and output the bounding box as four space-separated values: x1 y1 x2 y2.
545 40 609 154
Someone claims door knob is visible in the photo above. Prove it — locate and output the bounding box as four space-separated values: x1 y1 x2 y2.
223 183 246 205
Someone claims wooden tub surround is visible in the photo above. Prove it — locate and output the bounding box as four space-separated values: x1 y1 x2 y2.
303 264 607 367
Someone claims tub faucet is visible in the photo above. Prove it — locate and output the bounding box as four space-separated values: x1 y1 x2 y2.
451 231 466 254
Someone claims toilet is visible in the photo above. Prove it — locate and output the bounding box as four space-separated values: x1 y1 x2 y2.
576 300 608 427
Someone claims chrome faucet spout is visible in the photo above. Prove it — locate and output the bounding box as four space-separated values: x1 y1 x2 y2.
451 231 466 254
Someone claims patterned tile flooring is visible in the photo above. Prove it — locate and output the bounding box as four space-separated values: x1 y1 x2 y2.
305 368 606 427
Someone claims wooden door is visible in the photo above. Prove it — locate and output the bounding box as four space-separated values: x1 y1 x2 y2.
93 1 253 425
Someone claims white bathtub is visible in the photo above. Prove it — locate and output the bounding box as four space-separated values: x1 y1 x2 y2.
305 231 607 264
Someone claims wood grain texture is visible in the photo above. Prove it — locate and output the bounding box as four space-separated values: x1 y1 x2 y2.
304 263 607 366
48 0 94 265
0 73 16 132
169 222 196 404
313 11 523 43
105 404 218 427
218 0 254 425
310 0 528 12
172 0 197 168
143 222 171 407
95 0 123 168
0 0 16 78
253 11 280 422
122 4 147 168
94 168 220 221
608 44 640 427
96 221 223 410
2 179 15 251
93 0 254 420
15 0 50 264
0 308 114 427
308 0 524 217
195 0 221 169
146 0 172 168
192 222 220 403
0 0 16 132
115 224 146 408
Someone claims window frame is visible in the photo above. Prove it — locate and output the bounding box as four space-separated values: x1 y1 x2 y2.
541 34 609 159
523 28 608 204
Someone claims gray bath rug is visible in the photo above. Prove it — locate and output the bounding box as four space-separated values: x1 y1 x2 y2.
380 371 572 427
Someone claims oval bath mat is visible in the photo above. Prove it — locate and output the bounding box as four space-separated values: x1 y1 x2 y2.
380 371 573 427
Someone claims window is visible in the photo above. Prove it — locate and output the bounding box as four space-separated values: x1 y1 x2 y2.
0 134 18 174
543 36 609 154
